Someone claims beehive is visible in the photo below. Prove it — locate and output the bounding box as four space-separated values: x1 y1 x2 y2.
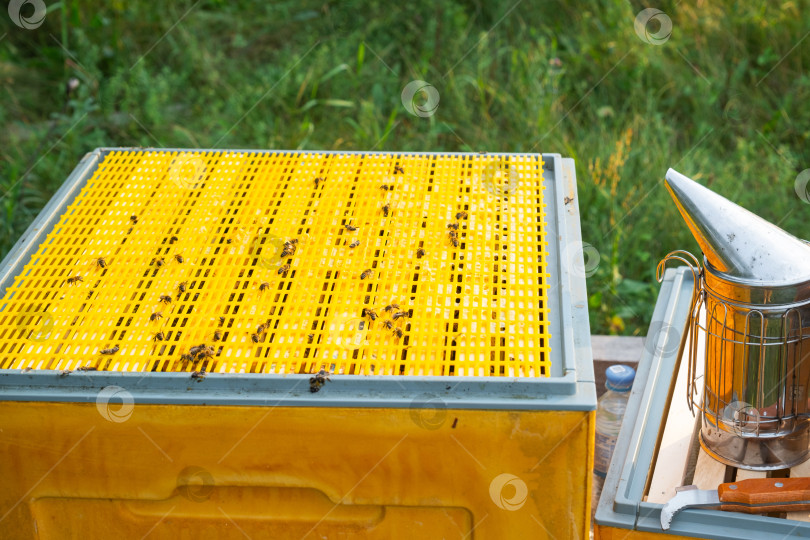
0 149 594 540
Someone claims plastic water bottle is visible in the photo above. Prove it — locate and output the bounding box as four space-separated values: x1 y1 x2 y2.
592 364 636 516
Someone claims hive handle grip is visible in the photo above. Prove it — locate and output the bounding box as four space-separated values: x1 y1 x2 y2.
718 477 810 513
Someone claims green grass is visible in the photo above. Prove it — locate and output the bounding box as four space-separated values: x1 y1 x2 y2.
2 0 809 335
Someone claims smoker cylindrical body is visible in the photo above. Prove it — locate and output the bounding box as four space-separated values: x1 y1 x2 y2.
697 261 810 470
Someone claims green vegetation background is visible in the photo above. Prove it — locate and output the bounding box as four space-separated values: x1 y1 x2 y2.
2 0 809 335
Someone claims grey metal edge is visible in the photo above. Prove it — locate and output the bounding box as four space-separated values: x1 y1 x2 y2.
0 148 595 412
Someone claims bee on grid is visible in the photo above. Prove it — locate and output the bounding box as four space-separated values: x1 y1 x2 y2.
173 254 185 264
416 248 426 259
348 240 360 249
258 281 271 293
280 238 298 258
314 177 325 188
361 308 378 321
99 345 119 355
158 294 173 305
309 369 331 393
392 311 409 321
191 368 207 381
278 264 290 277
154 257 166 268
76 365 98 372
212 329 224 342
448 229 459 248
382 303 400 314
382 320 394 331
382 203 391 217
65 275 84 286
169 235 179 244
392 327 404 339
455 211 468 220
393 165 404 175
344 223 358 232
176 281 188 299
149 312 163 322
360 269 373 280
92 257 108 269
189 344 215 362
151 331 166 342
130 215 138 225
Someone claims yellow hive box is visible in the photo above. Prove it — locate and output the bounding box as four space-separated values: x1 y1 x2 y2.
0 149 595 539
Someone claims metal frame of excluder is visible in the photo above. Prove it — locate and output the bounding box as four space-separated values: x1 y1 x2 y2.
0 149 594 411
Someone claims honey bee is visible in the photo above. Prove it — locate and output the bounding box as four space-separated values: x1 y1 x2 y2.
448 230 459 247
212 330 223 342
447 222 459 230
66 275 84 285
130 215 138 224
280 244 296 258
169 235 179 244
344 224 358 232
256 320 270 335
416 248 425 258
174 254 184 263
159 294 172 304
191 368 206 381
149 312 163 322
93 257 108 269
177 281 188 294
307 333 315 344
251 333 262 343
218 316 226 327
155 257 166 268
189 344 214 360
58 370 72 377
382 204 390 217
77 366 98 372
456 211 468 220
361 308 378 321
314 177 325 188
382 303 400 313
382 320 394 330
380 184 392 191
309 368 331 393
360 269 373 280
180 353 194 366
100 345 119 355
394 165 404 174
152 332 166 342
392 327 404 339
259 281 271 292
392 311 409 321
288 239 299 245
349 240 360 248
278 264 290 277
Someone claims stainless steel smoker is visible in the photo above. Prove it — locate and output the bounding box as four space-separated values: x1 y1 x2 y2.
660 169 810 470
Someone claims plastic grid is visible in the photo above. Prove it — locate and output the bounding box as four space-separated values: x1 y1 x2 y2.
0 150 550 376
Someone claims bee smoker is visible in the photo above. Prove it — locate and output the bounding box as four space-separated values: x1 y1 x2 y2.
659 169 810 470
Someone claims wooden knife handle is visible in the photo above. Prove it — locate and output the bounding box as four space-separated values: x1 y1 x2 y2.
719 477 810 513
